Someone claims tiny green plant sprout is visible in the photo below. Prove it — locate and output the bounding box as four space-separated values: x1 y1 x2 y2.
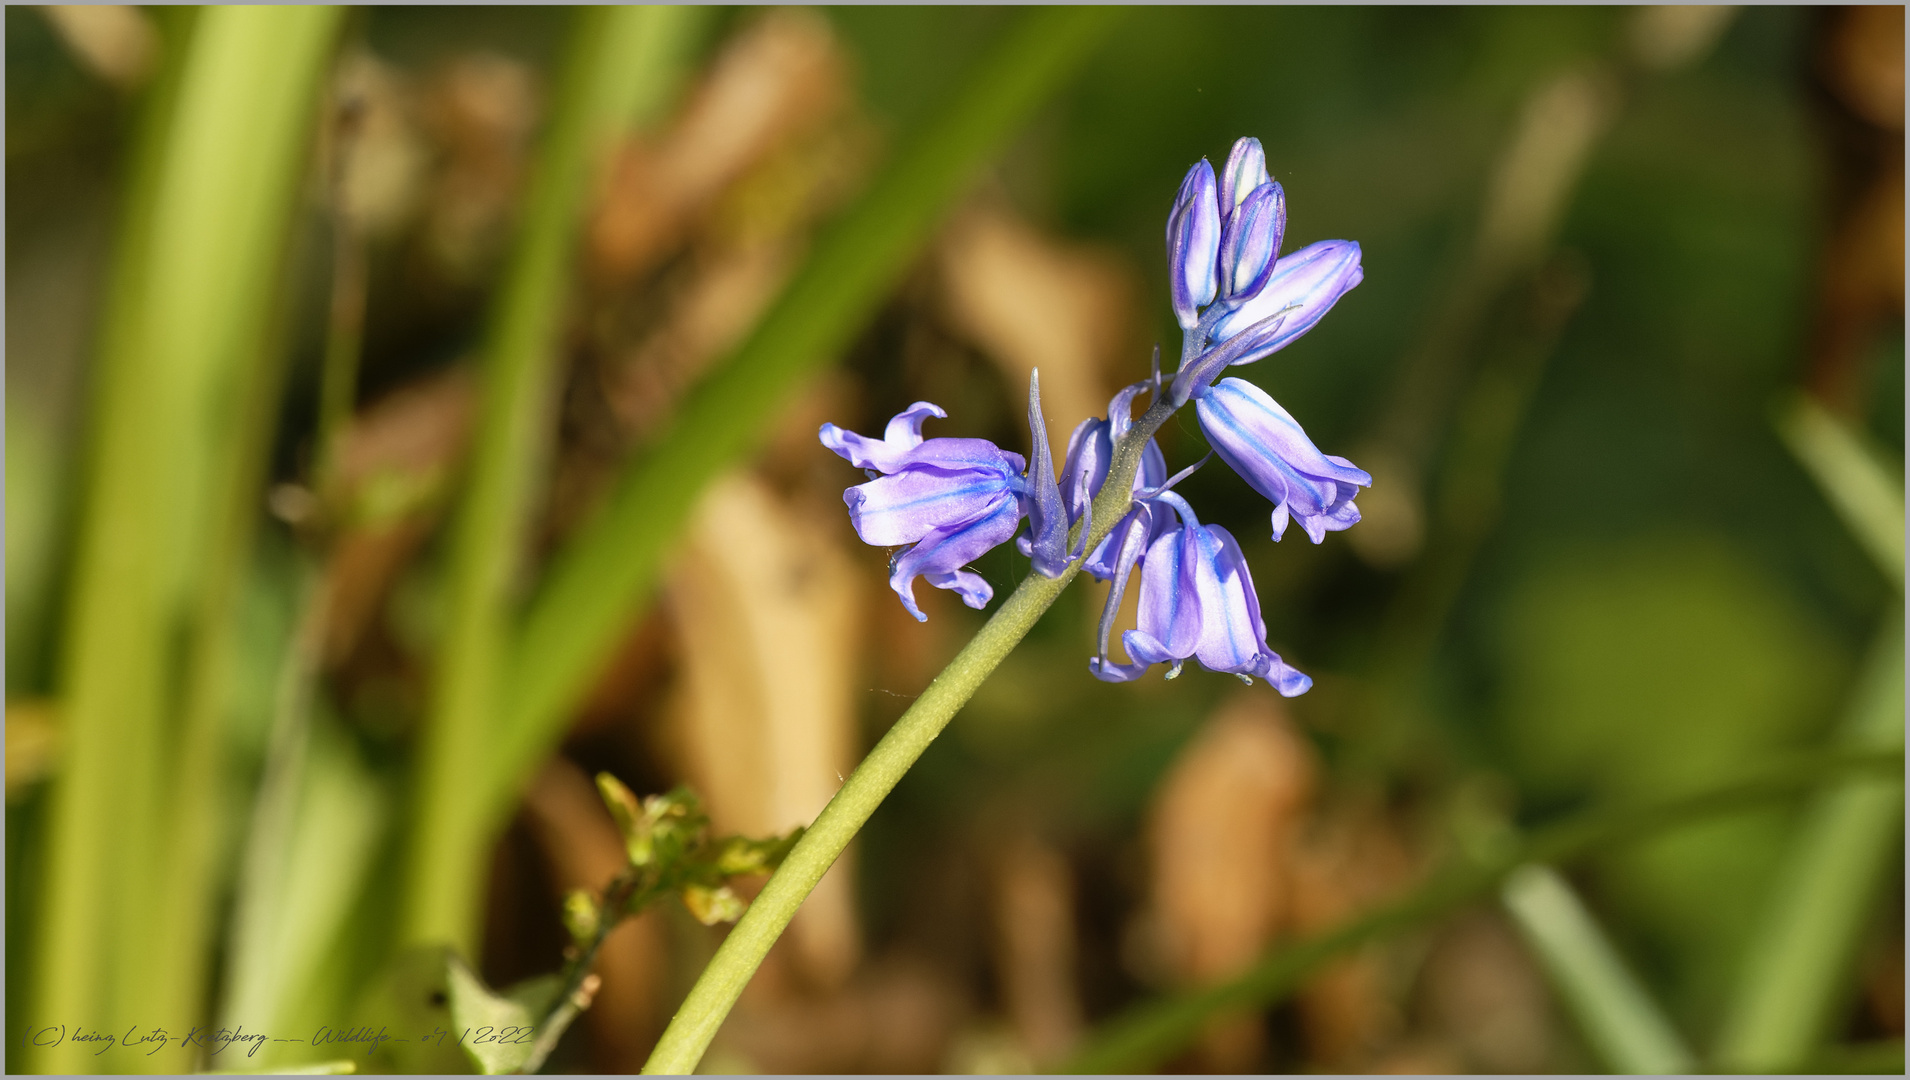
444 778 799 1075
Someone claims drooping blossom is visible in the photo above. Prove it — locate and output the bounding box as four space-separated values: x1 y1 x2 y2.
1195 376 1371 543
820 402 1027 621
1087 492 1311 696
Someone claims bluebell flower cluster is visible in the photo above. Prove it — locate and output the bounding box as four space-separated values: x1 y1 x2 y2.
820 137 1369 696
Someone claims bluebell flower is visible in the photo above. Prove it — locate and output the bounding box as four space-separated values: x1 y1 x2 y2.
820 402 1028 621
1087 492 1312 695
1206 238 1363 358
1219 136 1272 222
1166 159 1221 330
1195 376 1371 543
1217 137 1285 302
1057 378 1167 571
1164 136 1365 407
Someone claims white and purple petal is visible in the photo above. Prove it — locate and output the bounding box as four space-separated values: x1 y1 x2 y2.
844 464 1017 547
1209 239 1364 361
1167 159 1221 330
887 490 1022 621
819 401 946 472
1195 377 1370 544
1219 136 1270 221
1093 516 1202 683
1191 524 1311 695
1218 181 1286 300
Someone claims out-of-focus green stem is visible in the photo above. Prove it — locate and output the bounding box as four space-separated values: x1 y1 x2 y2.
493 3 1122 832
402 5 705 952
1714 614 1905 1070
1503 864 1694 1073
1776 394 1905 588
33 8 341 1072
1060 745 1902 1074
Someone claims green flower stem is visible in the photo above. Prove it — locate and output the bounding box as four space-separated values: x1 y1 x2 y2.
641 396 1174 1075
403 5 703 952
1060 745 1903 1074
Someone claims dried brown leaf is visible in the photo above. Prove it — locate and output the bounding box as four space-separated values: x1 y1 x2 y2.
318 368 477 667
1416 909 1556 1073
663 471 863 986
330 52 428 239
723 954 964 1074
40 5 155 90
938 206 1140 451
591 9 849 282
1144 693 1317 1069
417 52 540 283
992 832 1085 1064
1288 799 1421 1070
1824 5 1905 131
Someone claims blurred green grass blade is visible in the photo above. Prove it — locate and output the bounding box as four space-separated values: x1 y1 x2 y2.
1059 745 1901 1074
493 4 1123 819
33 8 342 1071
403 5 708 953
222 712 391 1070
1778 394 1905 588
1715 614 1905 1072
1502 864 1695 1074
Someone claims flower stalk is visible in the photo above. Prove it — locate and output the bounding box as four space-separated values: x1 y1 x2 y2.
641 396 1174 1075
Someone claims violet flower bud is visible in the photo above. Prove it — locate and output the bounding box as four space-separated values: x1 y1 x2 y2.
1166 159 1221 330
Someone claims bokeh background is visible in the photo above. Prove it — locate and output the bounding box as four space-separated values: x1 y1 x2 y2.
6 5 1903 1074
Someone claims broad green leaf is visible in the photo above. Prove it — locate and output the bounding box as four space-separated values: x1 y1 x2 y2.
220 711 391 1070
445 956 559 1075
